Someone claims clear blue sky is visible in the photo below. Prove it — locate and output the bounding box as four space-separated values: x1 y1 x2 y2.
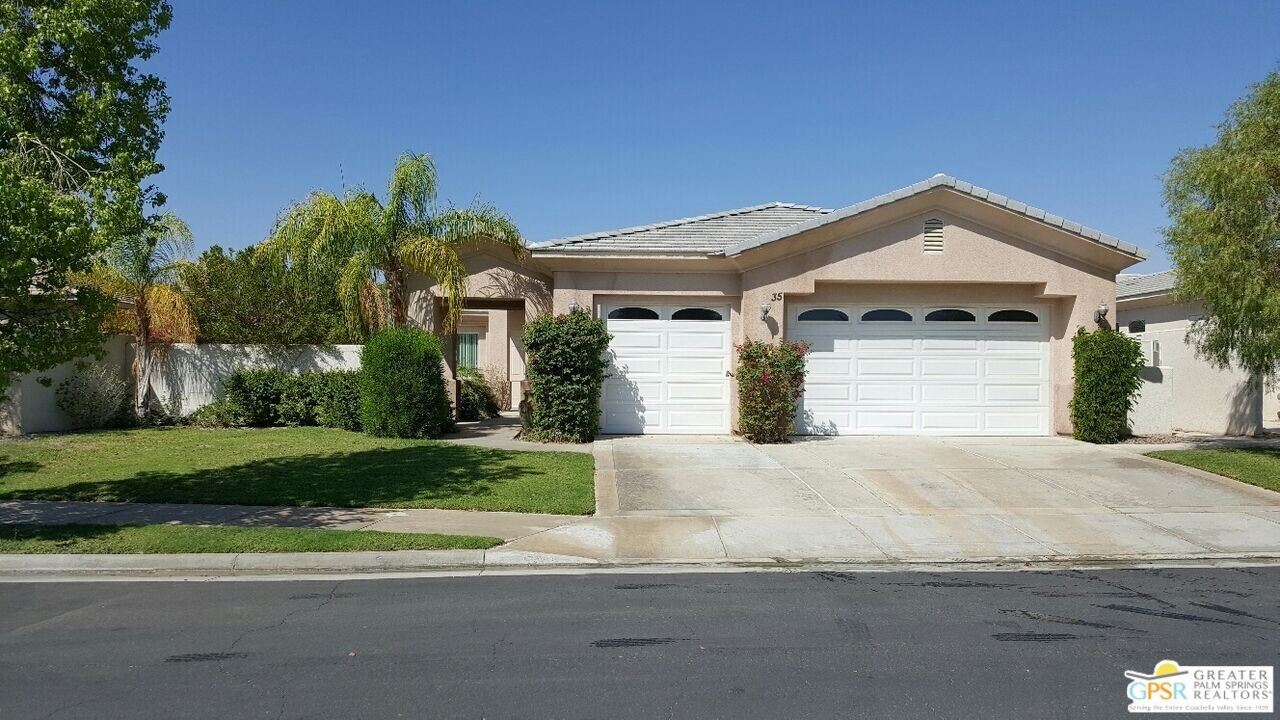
151 0 1280 272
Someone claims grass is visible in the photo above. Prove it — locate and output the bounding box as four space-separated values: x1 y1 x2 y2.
0 427 595 514
1147 447 1280 493
0 524 500 554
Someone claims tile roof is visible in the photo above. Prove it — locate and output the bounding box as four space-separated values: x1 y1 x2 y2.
1117 269 1177 299
723 174 1147 258
531 202 831 254
531 175 1147 260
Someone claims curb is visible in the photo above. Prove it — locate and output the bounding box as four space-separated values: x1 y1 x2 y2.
2 550 1279 580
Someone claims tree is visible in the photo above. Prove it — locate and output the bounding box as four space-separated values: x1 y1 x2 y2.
1163 68 1280 383
0 0 173 392
180 245 357 345
83 213 195 418
266 152 524 334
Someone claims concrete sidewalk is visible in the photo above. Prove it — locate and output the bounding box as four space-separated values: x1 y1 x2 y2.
0 500 581 541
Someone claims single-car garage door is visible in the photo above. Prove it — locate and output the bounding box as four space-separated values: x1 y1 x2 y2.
600 304 731 434
791 305 1051 436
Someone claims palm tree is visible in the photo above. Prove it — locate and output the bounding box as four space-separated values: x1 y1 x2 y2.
267 152 524 333
85 212 196 419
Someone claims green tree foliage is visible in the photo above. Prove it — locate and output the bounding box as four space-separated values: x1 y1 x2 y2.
734 340 809 443
1 0 173 391
521 308 612 443
266 152 525 335
1069 328 1145 444
180 245 356 345
1164 68 1280 382
359 328 453 438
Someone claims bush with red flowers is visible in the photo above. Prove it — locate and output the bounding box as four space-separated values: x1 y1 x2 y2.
733 339 809 443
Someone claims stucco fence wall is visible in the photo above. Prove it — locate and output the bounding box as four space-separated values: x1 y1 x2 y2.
1119 300 1262 436
1 339 362 435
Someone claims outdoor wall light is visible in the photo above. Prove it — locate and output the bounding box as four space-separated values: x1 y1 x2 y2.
760 302 772 321
568 299 581 313
1094 301 1109 324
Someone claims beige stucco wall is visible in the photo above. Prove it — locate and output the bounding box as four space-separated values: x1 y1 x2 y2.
1118 297 1262 436
1 335 132 435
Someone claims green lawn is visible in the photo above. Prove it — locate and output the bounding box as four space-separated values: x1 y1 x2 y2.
0 524 500 554
1147 447 1280 493
0 427 594 514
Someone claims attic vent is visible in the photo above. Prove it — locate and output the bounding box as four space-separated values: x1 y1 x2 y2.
923 219 945 254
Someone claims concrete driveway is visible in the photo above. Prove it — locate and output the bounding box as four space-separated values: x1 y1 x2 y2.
506 435 1280 564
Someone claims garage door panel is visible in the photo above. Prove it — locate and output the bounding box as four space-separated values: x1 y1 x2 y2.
667 356 725 375
920 358 979 377
610 331 665 349
920 411 981 431
857 358 914 376
859 337 914 352
603 379 664 403
921 337 979 351
985 358 1043 378
608 356 663 376
667 381 727 402
667 331 726 350
806 383 853 401
793 305 1050 436
984 384 1043 402
855 410 916 431
856 383 914 402
920 384 980 402
667 409 729 432
809 357 854 375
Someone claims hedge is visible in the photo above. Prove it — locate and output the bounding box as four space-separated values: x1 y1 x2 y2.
223 369 287 426
359 328 453 438
457 367 501 422
215 369 361 431
522 308 612 442
1070 327 1145 443
735 339 809 443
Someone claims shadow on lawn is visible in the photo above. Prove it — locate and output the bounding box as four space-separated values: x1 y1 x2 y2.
0 444 554 508
0 459 41 479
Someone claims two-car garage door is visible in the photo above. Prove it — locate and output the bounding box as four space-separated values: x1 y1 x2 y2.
791 306 1051 435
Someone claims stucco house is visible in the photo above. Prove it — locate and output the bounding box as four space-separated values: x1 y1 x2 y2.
1117 270 1267 436
408 174 1149 437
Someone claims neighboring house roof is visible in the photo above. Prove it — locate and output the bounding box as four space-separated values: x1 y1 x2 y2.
1117 269 1177 299
532 202 831 254
723 174 1146 258
532 174 1147 260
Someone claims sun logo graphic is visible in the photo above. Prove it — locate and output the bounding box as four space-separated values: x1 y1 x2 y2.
1125 659 1273 713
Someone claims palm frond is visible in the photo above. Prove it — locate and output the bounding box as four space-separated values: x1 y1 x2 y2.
397 234 468 331
337 252 380 336
384 152 437 239
143 284 197 343
146 213 194 284
432 202 525 259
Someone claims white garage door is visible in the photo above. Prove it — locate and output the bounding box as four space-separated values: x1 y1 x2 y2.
600 304 731 434
791 305 1051 436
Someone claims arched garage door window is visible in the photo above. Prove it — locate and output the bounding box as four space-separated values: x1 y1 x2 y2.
925 308 976 322
607 307 659 320
672 308 723 321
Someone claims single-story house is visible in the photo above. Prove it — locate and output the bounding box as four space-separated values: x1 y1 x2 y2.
1117 271 1266 436
408 174 1148 437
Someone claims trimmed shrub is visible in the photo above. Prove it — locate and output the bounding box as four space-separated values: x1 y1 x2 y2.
457 367 502 422
315 370 362 431
1070 327 1145 443
55 364 131 430
186 401 243 428
359 328 453 438
279 373 323 426
521 308 612 442
223 368 289 427
734 339 809 443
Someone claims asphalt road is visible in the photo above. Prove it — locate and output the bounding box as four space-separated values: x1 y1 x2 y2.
2 567 1277 719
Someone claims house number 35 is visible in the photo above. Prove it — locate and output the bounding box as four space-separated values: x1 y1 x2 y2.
770 292 783 301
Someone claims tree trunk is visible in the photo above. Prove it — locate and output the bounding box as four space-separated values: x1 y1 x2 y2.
386 261 408 327
133 297 150 421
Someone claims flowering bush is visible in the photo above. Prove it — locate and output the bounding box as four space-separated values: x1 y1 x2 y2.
734 339 809 443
